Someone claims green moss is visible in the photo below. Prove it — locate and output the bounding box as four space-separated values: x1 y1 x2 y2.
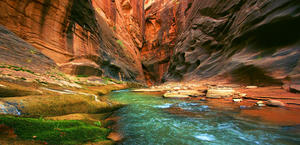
0 115 110 145
116 40 125 48
77 75 89 78
94 121 102 127
2 65 35 74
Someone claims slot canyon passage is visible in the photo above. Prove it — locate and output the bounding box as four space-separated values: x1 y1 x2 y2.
0 0 300 144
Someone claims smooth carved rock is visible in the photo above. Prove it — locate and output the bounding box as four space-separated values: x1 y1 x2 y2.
165 0 300 86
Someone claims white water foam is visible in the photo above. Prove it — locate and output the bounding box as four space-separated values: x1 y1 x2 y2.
195 134 216 141
154 103 173 109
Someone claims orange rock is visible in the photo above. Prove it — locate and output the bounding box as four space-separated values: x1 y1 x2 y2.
267 100 286 107
107 132 123 142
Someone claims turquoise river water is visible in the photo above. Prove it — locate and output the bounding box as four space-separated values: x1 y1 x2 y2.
109 90 300 145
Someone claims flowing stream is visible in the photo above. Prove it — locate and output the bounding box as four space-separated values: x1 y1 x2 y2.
109 90 300 145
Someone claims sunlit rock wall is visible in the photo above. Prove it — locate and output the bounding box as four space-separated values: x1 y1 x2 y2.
0 0 145 81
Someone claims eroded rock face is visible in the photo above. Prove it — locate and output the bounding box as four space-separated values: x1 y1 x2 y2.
163 0 300 86
0 0 145 81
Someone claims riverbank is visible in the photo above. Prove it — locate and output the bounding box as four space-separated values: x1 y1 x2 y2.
0 64 139 145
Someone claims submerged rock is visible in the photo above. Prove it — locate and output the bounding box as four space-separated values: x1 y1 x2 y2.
266 100 286 107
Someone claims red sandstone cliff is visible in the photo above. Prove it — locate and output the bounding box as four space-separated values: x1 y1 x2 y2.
0 0 145 81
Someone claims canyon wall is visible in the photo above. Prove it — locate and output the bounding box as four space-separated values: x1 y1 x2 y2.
0 0 299 86
91 0 145 81
161 0 300 86
0 0 145 81
142 0 179 85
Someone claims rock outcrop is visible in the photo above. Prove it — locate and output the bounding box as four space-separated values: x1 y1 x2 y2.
0 0 145 81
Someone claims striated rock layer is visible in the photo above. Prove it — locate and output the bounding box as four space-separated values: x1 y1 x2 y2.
0 25 55 72
0 0 145 81
162 0 300 87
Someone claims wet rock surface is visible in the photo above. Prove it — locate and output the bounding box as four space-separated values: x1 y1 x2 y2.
0 101 21 115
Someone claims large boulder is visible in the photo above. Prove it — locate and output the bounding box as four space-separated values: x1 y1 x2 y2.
206 88 235 98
